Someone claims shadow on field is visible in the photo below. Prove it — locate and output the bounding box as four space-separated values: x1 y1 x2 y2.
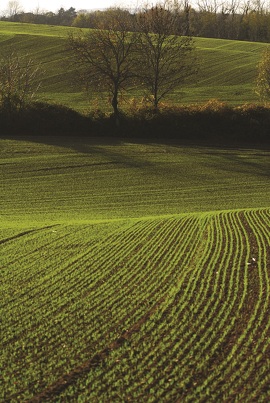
2 130 270 184
201 148 270 179
1 101 270 179
0 133 155 170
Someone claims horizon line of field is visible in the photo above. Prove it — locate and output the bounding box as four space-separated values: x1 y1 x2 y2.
1 206 270 231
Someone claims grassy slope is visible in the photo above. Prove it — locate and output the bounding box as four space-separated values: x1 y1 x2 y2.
1 136 270 226
1 137 270 401
0 21 267 111
1 23 270 401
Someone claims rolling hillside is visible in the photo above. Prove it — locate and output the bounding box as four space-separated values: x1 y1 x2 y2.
1 22 270 402
1 136 270 401
0 21 267 111
1 136 270 224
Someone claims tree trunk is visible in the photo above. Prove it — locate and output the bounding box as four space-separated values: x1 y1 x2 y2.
111 89 120 127
153 87 159 111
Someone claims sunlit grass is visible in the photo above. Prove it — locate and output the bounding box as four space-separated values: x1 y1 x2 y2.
0 21 267 110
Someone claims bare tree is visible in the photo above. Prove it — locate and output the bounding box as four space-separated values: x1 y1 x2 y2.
136 2 197 109
256 47 270 102
67 10 140 122
7 0 22 21
0 50 43 112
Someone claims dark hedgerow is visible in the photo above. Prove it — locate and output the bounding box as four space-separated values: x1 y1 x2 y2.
0 100 269 144
119 101 270 144
0 102 91 136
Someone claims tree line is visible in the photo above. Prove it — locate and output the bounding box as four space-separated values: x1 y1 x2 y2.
4 0 270 43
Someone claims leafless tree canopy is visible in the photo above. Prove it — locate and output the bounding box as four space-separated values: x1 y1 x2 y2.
256 47 270 102
68 12 140 119
136 3 197 108
0 51 43 111
6 1 22 20
67 3 197 114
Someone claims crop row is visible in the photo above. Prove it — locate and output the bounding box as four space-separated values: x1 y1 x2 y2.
47 209 270 402
1 214 204 400
1 208 269 401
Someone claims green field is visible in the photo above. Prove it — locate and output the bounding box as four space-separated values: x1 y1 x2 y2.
0 21 268 111
1 21 270 402
1 136 270 401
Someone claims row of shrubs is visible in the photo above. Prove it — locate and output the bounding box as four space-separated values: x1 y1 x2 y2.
0 100 270 144
0 102 91 136
120 100 270 144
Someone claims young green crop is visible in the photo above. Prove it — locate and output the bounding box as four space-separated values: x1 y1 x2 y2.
38 209 268 403
1 138 270 225
1 209 270 401
1 137 269 401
